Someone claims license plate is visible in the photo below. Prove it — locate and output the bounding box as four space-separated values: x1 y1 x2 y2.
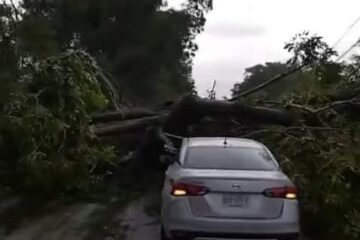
222 194 248 207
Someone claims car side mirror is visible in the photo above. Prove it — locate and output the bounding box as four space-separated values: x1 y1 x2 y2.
161 144 179 166
164 144 178 155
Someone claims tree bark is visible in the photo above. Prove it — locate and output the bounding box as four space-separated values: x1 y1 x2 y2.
163 95 295 136
92 108 157 123
94 115 166 136
94 96 296 137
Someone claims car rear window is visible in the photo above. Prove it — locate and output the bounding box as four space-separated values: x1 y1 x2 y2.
184 147 277 171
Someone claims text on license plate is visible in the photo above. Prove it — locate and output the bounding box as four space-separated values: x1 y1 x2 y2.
222 194 248 207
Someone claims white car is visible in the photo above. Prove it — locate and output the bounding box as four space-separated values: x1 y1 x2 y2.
161 137 300 240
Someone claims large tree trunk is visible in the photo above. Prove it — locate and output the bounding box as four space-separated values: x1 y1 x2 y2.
91 94 359 167
94 115 167 136
163 95 295 136
92 108 157 123
93 95 295 137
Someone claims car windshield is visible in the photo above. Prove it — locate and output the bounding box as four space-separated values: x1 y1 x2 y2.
184 147 277 171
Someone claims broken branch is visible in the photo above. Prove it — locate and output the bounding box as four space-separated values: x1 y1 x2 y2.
92 109 157 123
230 63 309 101
94 115 167 136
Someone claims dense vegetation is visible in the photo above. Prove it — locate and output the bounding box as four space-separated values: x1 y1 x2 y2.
1 0 212 107
231 32 360 240
0 0 211 192
1 50 117 193
0 1 359 240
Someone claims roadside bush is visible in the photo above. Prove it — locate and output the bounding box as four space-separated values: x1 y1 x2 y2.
0 50 115 193
257 123 360 240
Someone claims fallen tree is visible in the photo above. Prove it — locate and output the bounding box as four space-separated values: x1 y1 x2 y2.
94 115 166 136
88 51 360 240
92 108 158 123
92 93 360 138
93 95 297 137
89 83 360 240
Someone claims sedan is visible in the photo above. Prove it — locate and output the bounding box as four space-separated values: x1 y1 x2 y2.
161 137 299 240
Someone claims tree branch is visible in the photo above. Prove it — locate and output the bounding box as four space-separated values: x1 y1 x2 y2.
92 109 158 123
164 95 295 136
230 63 309 101
240 126 344 138
286 103 317 113
94 115 167 136
314 98 359 113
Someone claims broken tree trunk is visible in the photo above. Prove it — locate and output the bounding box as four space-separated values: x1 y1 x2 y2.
92 108 157 123
93 95 296 137
91 95 360 167
94 115 167 136
163 95 295 136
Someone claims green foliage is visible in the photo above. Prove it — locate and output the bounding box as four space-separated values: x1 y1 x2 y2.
0 3 18 108
234 32 360 240
285 32 342 103
284 31 337 66
18 0 211 105
231 62 308 99
338 55 360 93
231 32 340 100
0 0 211 194
258 119 360 240
0 50 115 193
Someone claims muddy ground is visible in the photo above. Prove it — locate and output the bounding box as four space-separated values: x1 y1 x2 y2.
0 194 160 240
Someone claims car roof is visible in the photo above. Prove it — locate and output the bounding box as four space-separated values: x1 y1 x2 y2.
184 137 263 149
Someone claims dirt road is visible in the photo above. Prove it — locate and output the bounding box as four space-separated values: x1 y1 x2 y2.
1 197 160 240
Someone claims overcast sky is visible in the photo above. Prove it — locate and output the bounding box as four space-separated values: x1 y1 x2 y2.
169 0 360 98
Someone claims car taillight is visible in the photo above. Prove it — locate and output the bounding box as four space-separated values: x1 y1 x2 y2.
263 186 298 199
171 182 209 196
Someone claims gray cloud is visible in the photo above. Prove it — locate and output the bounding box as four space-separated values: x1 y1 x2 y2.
193 60 247 98
170 0 360 98
205 22 266 38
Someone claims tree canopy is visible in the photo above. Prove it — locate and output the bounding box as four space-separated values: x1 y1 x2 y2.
3 0 213 106
0 0 213 192
229 32 360 240
231 62 307 99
